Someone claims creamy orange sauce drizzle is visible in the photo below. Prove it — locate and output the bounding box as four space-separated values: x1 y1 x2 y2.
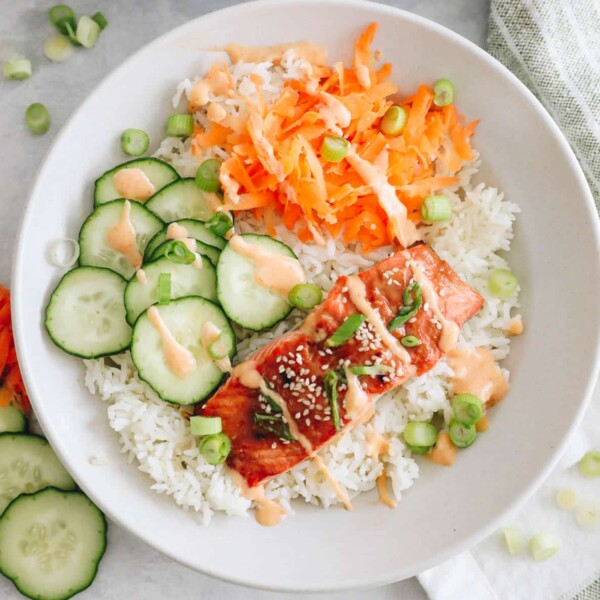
147 306 197 378
365 427 396 508
346 276 413 366
188 71 230 112
506 315 524 336
229 235 306 297
105 200 143 269
201 321 232 374
166 223 190 239
225 42 327 65
317 91 351 135
447 347 508 407
476 414 489 432
346 147 420 248
343 368 369 420
427 432 457 466
113 168 155 201
136 269 147 284
408 260 459 352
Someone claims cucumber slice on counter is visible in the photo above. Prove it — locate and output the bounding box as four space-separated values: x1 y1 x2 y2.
145 178 220 222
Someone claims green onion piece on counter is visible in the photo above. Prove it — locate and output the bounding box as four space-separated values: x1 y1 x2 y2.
91 11 108 30
76 15 101 49
320 134 350 163
43 35 73 62
195 158 222 192
3 57 32 80
452 393 484 426
555 487 577 510
190 416 222 436
575 503 600 531
389 281 422 330
205 212 232 237
348 364 394 376
433 78 454 107
198 432 231 465
324 370 341 431
448 419 477 448
49 4 76 35
405 443 430 455
161 240 196 265
528 533 559 561
421 195 452 222
120 128 149 157
502 527 525 555
167 114 194 137
380 105 408 136
487 269 518 300
25 103 50 135
64 21 80 46
578 450 600 478
208 332 233 360
401 335 421 347
326 314 367 347
288 283 323 310
158 273 171 304
403 421 438 448
253 413 294 440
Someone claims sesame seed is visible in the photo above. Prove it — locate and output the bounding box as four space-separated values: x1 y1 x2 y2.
305 418 311 426
297 345 304 351
271 442 277 449
295 412 301 419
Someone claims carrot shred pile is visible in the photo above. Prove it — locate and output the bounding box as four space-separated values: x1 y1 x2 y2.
191 22 478 251
0 286 30 414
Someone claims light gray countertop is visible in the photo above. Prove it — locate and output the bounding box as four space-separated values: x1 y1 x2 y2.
0 1 490 598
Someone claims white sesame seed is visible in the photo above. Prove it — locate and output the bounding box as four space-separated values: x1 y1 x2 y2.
305 418 311 426
271 442 277 449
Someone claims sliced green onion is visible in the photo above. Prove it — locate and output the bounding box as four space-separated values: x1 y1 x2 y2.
401 335 421 347
421 195 452 223
326 314 367 347
167 114 194 137
528 533 559 561
433 78 454 107
406 443 430 455
253 413 294 441
25 103 50 135
43 35 73 62
578 450 600 478
448 419 477 448
120 128 149 157
64 21 80 46
487 269 518 300
261 388 283 414
208 332 233 360
205 212 233 237
288 283 323 310
49 4 76 35
403 421 438 447
575 503 600 531
348 364 394 377
502 527 525 555
76 16 101 49
380 105 408 136
161 240 196 265
3 57 32 80
190 415 222 436
320 135 349 163
158 273 171 304
91 12 108 31
195 158 222 192
324 370 341 431
452 393 484 426
389 281 422 330
198 432 231 465
555 487 577 510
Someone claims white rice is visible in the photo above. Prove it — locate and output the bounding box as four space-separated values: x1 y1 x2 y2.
83 56 520 524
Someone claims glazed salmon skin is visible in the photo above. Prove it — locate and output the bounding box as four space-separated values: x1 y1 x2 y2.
200 242 484 487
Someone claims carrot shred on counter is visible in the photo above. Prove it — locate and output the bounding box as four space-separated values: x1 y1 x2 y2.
191 22 478 250
0 286 30 414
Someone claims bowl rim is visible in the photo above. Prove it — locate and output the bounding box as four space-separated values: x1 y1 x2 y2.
11 0 600 591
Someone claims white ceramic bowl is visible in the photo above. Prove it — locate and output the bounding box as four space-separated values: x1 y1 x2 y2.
12 0 600 592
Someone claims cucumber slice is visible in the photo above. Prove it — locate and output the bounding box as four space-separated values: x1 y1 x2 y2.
149 238 220 266
0 434 76 515
124 257 217 325
145 179 220 222
79 199 163 279
145 218 226 257
45 267 132 359
0 487 107 600
217 234 297 331
131 297 235 405
94 157 179 205
0 406 27 434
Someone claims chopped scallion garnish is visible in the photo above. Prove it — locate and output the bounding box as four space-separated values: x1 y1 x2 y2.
121 128 150 157
433 78 454 107
389 281 422 330
448 419 477 448
207 332 233 360
528 533 559 561
320 135 349 163
288 283 323 310
64 21 80 46
253 413 294 441
49 4 76 36
25 103 50 135
195 158 222 192
3 57 32 80
575 503 600 531
487 269 518 300
421 195 452 222
167 114 194 137
91 11 108 31
402 421 438 448
401 335 421 347
555 487 577 510
44 35 73 62
502 527 525 555
578 450 600 478
198 433 231 465
161 240 196 265
76 15 101 49
452 393 484 426
205 212 233 237
190 416 222 436
380 105 408 136
405 443 431 455
158 273 171 304
326 314 367 347
324 370 341 431
348 364 394 377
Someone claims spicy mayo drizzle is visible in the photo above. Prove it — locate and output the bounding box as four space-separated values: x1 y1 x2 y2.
365 427 396 508
113 168 155 201
105 200 142 269
343 368 369 420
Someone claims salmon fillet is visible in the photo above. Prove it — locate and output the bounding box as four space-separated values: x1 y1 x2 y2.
200 242 484 487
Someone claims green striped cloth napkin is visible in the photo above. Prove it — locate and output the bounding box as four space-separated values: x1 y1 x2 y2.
487 0 600 211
